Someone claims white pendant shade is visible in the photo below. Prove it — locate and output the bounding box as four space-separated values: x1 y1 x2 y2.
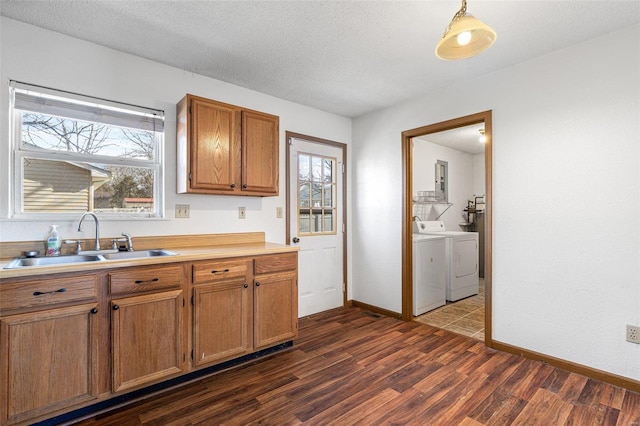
436 14 496 60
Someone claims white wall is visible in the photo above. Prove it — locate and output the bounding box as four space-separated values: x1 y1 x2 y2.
0 18 353 286
412 140 475 229
352 24 640 381
472 154 485 198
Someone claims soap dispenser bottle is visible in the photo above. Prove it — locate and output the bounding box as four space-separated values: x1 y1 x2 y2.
46 225 61 256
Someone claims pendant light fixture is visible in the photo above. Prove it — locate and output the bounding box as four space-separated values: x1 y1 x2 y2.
478 129 487 143
435 0 496 60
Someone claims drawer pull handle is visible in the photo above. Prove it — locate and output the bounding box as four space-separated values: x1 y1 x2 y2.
33 288 66 296
255 282 261 287
243 284 248 288
113 304 119 311
134 278 159 284
211 269 230 274
230 183 236 189
91 308 98 314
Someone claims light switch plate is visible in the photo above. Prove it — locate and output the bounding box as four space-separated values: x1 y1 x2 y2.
277 207 283 218
175 204 190 218
239 207 246 219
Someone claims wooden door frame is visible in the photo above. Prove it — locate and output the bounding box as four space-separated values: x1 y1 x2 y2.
401 111 493 347
285 131 348 307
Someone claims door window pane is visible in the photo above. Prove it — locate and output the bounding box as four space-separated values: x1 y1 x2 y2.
298 154 310 180
297 152 337 235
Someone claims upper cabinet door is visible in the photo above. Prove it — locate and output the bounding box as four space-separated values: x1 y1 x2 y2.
189 97 240 192
177 94 279 196
241 110 279 195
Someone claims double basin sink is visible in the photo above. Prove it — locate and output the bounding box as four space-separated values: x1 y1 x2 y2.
3 249 177 269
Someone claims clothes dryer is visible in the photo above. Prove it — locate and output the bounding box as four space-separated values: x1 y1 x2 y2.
413 221 479 301
412 234 446 315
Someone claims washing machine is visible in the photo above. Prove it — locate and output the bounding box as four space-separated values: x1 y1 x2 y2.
413 221 479 302
412 234 446 315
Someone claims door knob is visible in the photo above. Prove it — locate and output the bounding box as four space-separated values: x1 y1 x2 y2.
292 237 300 243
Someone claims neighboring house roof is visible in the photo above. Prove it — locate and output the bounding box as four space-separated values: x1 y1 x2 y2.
68 162 111 189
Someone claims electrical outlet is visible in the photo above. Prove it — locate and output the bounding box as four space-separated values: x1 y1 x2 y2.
627 325 640 344
277 207 283 218
238 207 246 219
175 204 190 218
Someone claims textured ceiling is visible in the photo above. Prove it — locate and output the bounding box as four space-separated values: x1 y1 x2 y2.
1 1 639 118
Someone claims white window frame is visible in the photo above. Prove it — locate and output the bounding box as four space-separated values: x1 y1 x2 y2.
9 81 165 220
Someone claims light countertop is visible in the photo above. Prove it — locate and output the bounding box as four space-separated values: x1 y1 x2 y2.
0 242 297 280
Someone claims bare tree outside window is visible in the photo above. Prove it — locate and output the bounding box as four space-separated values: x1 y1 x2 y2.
11 81 163 218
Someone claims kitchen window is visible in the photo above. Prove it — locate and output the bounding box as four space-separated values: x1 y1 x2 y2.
9 81 164 218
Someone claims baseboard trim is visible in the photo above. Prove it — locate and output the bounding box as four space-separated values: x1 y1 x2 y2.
491 340 640 393
350 300 402 319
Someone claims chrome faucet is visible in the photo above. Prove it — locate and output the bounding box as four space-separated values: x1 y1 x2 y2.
111 233 134 251
77 212 101 251
122 233 133 251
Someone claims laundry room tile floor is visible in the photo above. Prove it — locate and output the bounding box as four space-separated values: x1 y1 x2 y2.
414 279 485 340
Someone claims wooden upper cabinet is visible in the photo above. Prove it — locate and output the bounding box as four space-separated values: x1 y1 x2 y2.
241 110 279 195
190 97 239 192
177 94 279 196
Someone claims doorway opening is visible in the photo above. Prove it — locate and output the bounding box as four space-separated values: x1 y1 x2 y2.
401 111 493 347
286 131 348 317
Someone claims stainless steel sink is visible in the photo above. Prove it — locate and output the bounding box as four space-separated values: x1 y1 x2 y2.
101 249 177 260
3 254 105 269
3 249 178 269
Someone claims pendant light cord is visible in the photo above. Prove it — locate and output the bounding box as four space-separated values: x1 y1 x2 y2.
442 0 468 38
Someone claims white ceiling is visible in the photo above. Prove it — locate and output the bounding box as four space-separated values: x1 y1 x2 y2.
415 123 486 155
1 1 638 118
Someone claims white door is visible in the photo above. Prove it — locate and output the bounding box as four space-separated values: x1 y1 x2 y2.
289 137 344 317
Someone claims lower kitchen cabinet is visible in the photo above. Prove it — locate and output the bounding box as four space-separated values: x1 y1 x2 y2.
254 272 298 350
0 303 99 425
190 253 298 367
109 264 186 393
254 253 298 350
193 278 252 366
0 249 296 425
111 289 184 393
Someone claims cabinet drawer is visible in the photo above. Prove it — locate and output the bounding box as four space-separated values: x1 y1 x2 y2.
254 253 297 275
0 275 98 312
110 265 182 295
192 259 248 284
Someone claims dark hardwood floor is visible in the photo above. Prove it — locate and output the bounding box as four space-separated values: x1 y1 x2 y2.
75 307 640 425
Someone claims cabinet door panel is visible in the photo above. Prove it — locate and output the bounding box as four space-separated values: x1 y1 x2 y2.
111 290 183 392
0 303 98 425
254 272 297 350
190 97 240 192
193 279 251 367
241 110 279 195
